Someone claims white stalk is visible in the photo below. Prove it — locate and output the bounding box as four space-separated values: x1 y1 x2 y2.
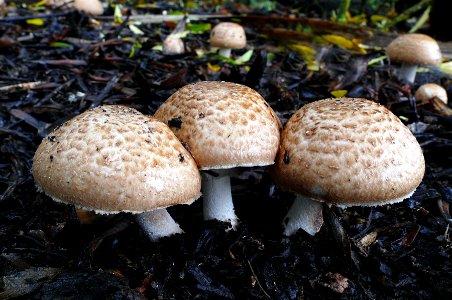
135 208 183 241
218 48 232 58
283 194 324 236
202 170 238 230
398 63 418 84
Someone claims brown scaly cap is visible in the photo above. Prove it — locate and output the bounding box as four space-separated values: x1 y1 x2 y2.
154 81 281 170
32 105 201 214
272 98 425 206
415 83 448 104
386 33 441 65
210 22 247 49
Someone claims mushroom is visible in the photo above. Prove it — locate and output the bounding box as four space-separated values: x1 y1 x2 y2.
415 83 448 105
272 98 425 236
32 105 201 241
162 35 185 56
415 83 452 116
386 33 441 84
49 0 104 16
73 0 104 15
154 81 281 229
210 22 247 58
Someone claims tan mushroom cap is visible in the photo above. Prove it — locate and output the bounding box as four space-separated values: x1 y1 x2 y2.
415 83 448 104
48 0 104 15
32 105 201 214
386 33 441 65
210 22 247 49
272 98 425 206
154 81 281 170
73 0 104 15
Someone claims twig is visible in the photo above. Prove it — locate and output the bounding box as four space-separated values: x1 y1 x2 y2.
0 12 69 22
90 75 121 108
0 81 44 93
247 260 272 299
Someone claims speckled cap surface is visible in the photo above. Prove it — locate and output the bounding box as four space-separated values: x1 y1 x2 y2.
272 98 425 206
32 105 201 214
210 22 247 49
386 33 441 65
154 81 281 170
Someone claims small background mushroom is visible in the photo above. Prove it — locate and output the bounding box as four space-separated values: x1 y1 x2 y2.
386 33 441 83
210 22 247 58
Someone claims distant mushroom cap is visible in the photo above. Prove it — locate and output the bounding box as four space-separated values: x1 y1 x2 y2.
386 33 441 65
415 83 448 104
154 81 281 170
73 0 104 15
32 105 201 213
162 35 185 55
272 98 425 206
210 22 247 50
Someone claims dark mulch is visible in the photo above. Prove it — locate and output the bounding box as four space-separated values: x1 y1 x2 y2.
0 2 451 299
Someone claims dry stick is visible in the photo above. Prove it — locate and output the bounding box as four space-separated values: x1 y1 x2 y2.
0 81 43 93
90 75 120 108
39 79 75 104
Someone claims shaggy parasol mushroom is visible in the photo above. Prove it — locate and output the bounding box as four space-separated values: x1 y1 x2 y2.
386 33 441 84
272 98 425 236
32 105 201 241
154 81 281 229
210 22 247 58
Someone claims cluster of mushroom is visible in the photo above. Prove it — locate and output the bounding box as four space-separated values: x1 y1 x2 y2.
32 81 425 241
32 81 281 240
386 33 450 115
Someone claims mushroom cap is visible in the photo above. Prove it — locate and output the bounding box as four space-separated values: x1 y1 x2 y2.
210 22 247 49
32 105 201 214
162 35 185 56
272 98 425 206
386 33 441 65
73 0 104 16
415 83 448 104
154 81 281 170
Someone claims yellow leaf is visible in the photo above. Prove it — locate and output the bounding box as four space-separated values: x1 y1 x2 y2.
439 61 452 75
287 44 319 71
26 18 44 26
331 90 348 98
207 62 221 73
321 34 366 54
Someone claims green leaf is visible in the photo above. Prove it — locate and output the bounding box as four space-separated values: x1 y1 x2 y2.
233 49 254 65
50 42 72 47
187 23 211 34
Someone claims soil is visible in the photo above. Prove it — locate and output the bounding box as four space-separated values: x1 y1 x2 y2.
0 2 451 299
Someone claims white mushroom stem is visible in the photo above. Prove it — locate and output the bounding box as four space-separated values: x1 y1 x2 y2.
398 63 417 84
283 194 324 236
135 208 183 241
218 48 232 58
202 169 238 229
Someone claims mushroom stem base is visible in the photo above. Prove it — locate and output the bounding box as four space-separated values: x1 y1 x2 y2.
283 195 324 236
398 64 417 84
202 171 238 230
218 48 232 58
136 208 183 241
